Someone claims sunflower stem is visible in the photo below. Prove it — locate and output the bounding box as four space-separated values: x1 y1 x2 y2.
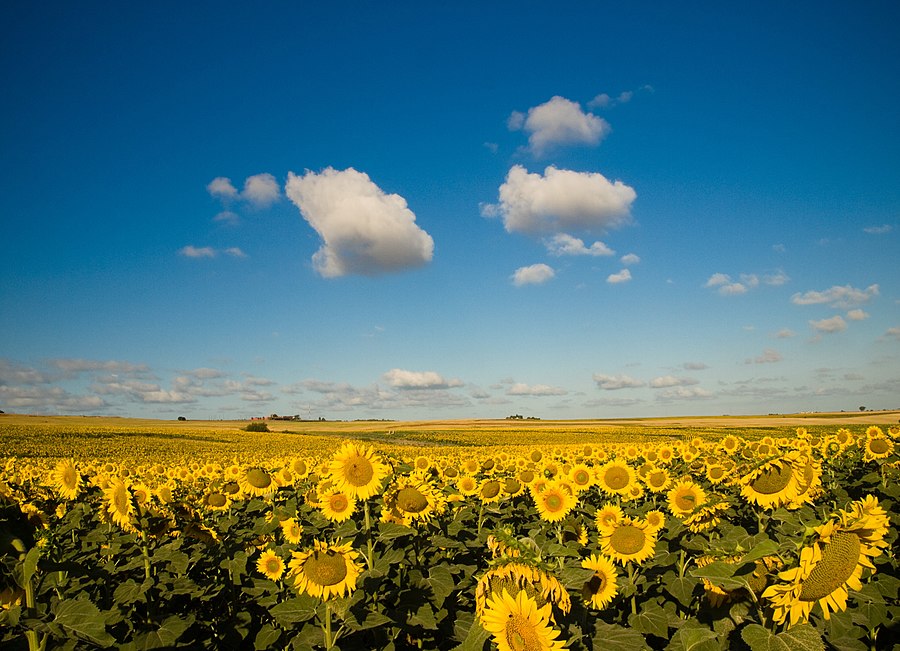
627 562 637 616
363 500 374 571
323 602 333 649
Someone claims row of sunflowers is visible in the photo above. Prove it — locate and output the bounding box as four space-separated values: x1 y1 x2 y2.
1 425 898 650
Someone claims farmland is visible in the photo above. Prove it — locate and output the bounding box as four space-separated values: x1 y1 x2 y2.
1 412 899 650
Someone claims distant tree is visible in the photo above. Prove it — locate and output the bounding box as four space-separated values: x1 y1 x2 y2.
177 416 187 421
245 421 269 432
860 406 866 412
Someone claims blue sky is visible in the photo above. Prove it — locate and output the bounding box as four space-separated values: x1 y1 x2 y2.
2 2 898 420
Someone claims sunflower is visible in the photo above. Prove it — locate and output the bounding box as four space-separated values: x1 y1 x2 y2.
49 458 81 501
319 490 357 523
864 433 894 461
594 503 624 535
480 589 566 651
201 490 231 512
530 480 576 523
103 477 136 531
383 476 442 525
457 475 479 496
666 479 707 517
280 517 304 544
475 562 571 619
581 554 619 609
257 549 286 581
599 517 656 566
762 496 889 627
704 463 728 485
238 467 278 498
567 463 594 491
479 479 503 504
463 458 481 475
643 467 671 493
289 458 309 479
644 510 666 534
683 500 730 533
657 445 674 465
328 443 390 500
596 460 637 496
288 540 362 601
502 477 525 498
413 455 432 473
739 452 806 510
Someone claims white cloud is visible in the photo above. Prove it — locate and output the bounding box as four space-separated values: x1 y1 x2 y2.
509 96 610 156
179 245 216 258
50 359 150 375
607 269 632 284
544 233 614 257
593 373 645 390
657 386 714 400
682 362 708 370
884 327 900 340
621 253 640 265
863 224 893 234
746 348 783 364
207 177 238 201
705 273 748 295
507 383 568 396
763 270 790 286
486 165 635 236
242 173 280 208
213 210 240 226
705 273 731 288
382 369 464 390
791 284 879 309
649 376 699 388
775 328 796 339
810 315 848 334
285 167 434 278
846 309 869 321
224 247 247 258
512 264 555 286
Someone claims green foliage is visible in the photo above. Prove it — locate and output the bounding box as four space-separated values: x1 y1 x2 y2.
244 420 270 432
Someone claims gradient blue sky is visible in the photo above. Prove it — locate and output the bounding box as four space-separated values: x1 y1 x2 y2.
2 2 898 420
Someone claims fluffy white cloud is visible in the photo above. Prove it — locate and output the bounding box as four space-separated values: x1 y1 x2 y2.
607 269 632 284
507 383 568 396
285 167 434 278
512 264 555 286
706 271 785 296
207 177 238 200
810 315 848 333
593 374 645 390
509 96 610 155
846 309 869 321
224 247 247 258
485 165 636 235
544 233 614 257
763 270 790 286
242 173 280 208
746 348 783 364
382 369 464 390
791 284 879 309
649 376 699 388
213 210 240 226
179 245 216 258
621 253 640 265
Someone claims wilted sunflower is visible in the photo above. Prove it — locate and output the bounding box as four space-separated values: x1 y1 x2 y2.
319 490 357 523
256 549 286 581
683 500 730 533
581 554 619 609
238 467 278 498
480 589 566 651
50 458 80 501
532 480 578 523
762 496 889 627
288 540 362 601
599 517 656 566
103 477 136 531
666 479 707 517
596 460 637 496
475 561 571 619
328 443 390 500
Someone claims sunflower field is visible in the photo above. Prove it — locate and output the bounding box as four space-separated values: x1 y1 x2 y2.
1 419 899 650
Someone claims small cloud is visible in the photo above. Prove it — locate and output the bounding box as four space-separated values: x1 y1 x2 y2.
810 315 848 334
606 269 632 284
863 224 893 234
545 233 614 257
593 373 645 390
507 383 568 396
284 167 434 278
483 142 499 154
649 375 699 388
773 243 786 253
763 270 789 286
882 326 900 340
382 369 463 390
746 348 783 364
657 386 714 400
846 309 869 321
705 273 730 288
791 284 879 309
485 165 635 236
207 177 238 201
512 263 555 286
620 253 640 265
682 362 708 370
242 173 280 208
705 273 748 295
775 328 796 339
509 96 610 156
179 245 216 258
843 373 865 381
213 210 240 226
224 247 247 258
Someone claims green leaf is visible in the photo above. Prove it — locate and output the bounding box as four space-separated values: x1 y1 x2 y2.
21 546 40 586
269 596 318 626
428 565 456 605
348 610 392 631
628 603 669 639
113 578 149 605
665 620 718 651
592 623 651 650
451 616 491 651
741 623 824 651
663 572 700 607
53 598 115 647
560 565 597 590
740 539 780 563
377 522 415 542
133 614 196 649
409 602 438 629
255 624 281 650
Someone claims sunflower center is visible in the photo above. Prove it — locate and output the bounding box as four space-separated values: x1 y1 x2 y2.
708 467 724 480
505 613 542 651
112 487 129 513
397 487 429 512
246 469 272 489
674 489 698 511
481 481 501 499
344 456 375 486
648 471 667 488
329 493 349 511
519 471 534 483
303 551 349 587
604 467 630 490
265 557 283 573
609 525 646 555
582 572 607 599
208 492 227 507
504 478 521 494
573 470 590 485
544 493 564 512
292 460 307 475
62 467 77 488
869 439 890 454
750 463 793 495
798 532 861 602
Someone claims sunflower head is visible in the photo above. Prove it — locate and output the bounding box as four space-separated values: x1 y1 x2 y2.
581 553 619 609
600 517 656 566
288 540 362 601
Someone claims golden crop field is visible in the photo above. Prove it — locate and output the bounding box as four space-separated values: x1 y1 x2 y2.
1 413 899 650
